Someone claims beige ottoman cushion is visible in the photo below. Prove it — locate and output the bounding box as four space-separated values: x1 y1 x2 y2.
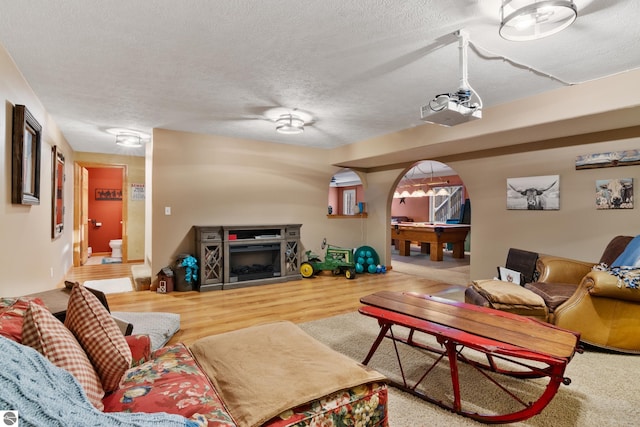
470 279 549 321
190 321 386 427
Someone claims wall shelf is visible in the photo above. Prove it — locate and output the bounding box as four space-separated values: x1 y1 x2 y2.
327 213 368 219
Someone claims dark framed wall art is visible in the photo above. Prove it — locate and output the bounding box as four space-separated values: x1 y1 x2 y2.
11 104 42 205
52 145 65 238
95 188 123 201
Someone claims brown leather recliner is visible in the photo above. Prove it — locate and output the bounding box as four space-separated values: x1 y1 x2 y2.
526 235 640 354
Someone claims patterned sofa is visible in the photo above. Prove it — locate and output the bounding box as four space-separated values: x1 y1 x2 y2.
0 286 388 426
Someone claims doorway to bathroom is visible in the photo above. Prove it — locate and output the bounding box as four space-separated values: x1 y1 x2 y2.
72 162 128 266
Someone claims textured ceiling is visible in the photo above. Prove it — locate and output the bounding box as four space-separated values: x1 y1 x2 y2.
0 0 638 157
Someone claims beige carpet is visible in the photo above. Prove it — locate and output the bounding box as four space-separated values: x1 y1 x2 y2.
390 245 471 287
299 307 638 427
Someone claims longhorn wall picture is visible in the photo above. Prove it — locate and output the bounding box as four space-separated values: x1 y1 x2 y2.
507 175 559 211
596 178 633 210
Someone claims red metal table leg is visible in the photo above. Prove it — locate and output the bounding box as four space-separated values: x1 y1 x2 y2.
444 340 462 413
359 309 575 424
362 321 391 365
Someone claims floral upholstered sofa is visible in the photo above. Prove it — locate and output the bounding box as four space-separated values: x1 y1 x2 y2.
0 286 388 427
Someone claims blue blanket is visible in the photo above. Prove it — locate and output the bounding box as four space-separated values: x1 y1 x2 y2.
611 235 640 267
0 336 199 427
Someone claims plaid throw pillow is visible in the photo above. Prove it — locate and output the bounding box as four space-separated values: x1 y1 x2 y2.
65 284 132 392
22 302 105 409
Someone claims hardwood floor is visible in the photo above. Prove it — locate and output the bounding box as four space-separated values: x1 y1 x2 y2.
64 262 464 346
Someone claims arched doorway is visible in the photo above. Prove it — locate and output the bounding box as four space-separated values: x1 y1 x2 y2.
389 160 471 287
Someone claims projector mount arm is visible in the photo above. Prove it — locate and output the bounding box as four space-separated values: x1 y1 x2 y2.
428 30 483 115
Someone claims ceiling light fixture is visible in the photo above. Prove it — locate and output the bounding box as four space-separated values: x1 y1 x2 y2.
436 187 450 196
275 113 305 135
115 132 143 147
500 0 578 41
411 188 427 198
394 161 453 198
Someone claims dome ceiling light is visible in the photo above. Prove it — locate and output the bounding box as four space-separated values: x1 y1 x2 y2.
106 128 150 148
499 0 578 41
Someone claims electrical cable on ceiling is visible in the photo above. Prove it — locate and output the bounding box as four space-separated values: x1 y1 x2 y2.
467 40 575 86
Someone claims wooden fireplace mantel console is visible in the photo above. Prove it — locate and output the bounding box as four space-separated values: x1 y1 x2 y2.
194 224 302 291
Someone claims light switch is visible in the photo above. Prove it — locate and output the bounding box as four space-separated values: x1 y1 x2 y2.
165 206 171 215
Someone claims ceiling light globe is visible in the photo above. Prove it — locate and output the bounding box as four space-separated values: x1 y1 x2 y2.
500 0 577 41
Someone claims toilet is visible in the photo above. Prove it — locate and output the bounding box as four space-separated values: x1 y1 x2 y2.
109 239 123 258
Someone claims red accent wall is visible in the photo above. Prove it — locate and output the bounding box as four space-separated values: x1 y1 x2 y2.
328 185 365 215
328 186 339 214
391 174 467 222
327 174 466 220
87 168 123 253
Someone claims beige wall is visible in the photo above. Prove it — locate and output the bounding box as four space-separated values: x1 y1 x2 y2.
451 137 640 279
150 129 373 274
150 71 640 285
0 45 74 296
73 152 146 261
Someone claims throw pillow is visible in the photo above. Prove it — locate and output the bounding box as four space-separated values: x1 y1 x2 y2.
21 302 105 409
0 297 46 342
65 284 132 392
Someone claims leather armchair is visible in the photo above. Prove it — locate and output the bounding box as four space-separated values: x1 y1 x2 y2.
527 236 640 354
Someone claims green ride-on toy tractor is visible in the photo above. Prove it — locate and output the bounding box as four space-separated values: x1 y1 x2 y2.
300 241 356 280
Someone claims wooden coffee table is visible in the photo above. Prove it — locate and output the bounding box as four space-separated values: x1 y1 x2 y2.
359 291 581 423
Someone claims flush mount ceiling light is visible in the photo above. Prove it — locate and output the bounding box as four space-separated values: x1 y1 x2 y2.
500 0 577 41
275 113 305 135
115 132 143 147
107 128 150 148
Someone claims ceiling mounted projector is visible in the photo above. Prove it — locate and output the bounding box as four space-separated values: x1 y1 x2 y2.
421 30 483 127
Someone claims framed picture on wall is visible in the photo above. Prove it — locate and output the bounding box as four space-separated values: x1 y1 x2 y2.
596 178 633 209
52 145 65 239
576 150 640 170
11 104 42 205
506 175 559 210
95 188 123 201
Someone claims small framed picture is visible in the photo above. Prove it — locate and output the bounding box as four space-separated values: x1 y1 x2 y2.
497 266 522 285
595 178 633 209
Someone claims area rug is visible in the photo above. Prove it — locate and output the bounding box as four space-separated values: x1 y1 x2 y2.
83 277 132 294
111 311 180 350
101 257 122 264
299 311 638 427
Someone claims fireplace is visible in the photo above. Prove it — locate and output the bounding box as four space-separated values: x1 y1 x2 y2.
228 242 281 283
195 224 301 291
